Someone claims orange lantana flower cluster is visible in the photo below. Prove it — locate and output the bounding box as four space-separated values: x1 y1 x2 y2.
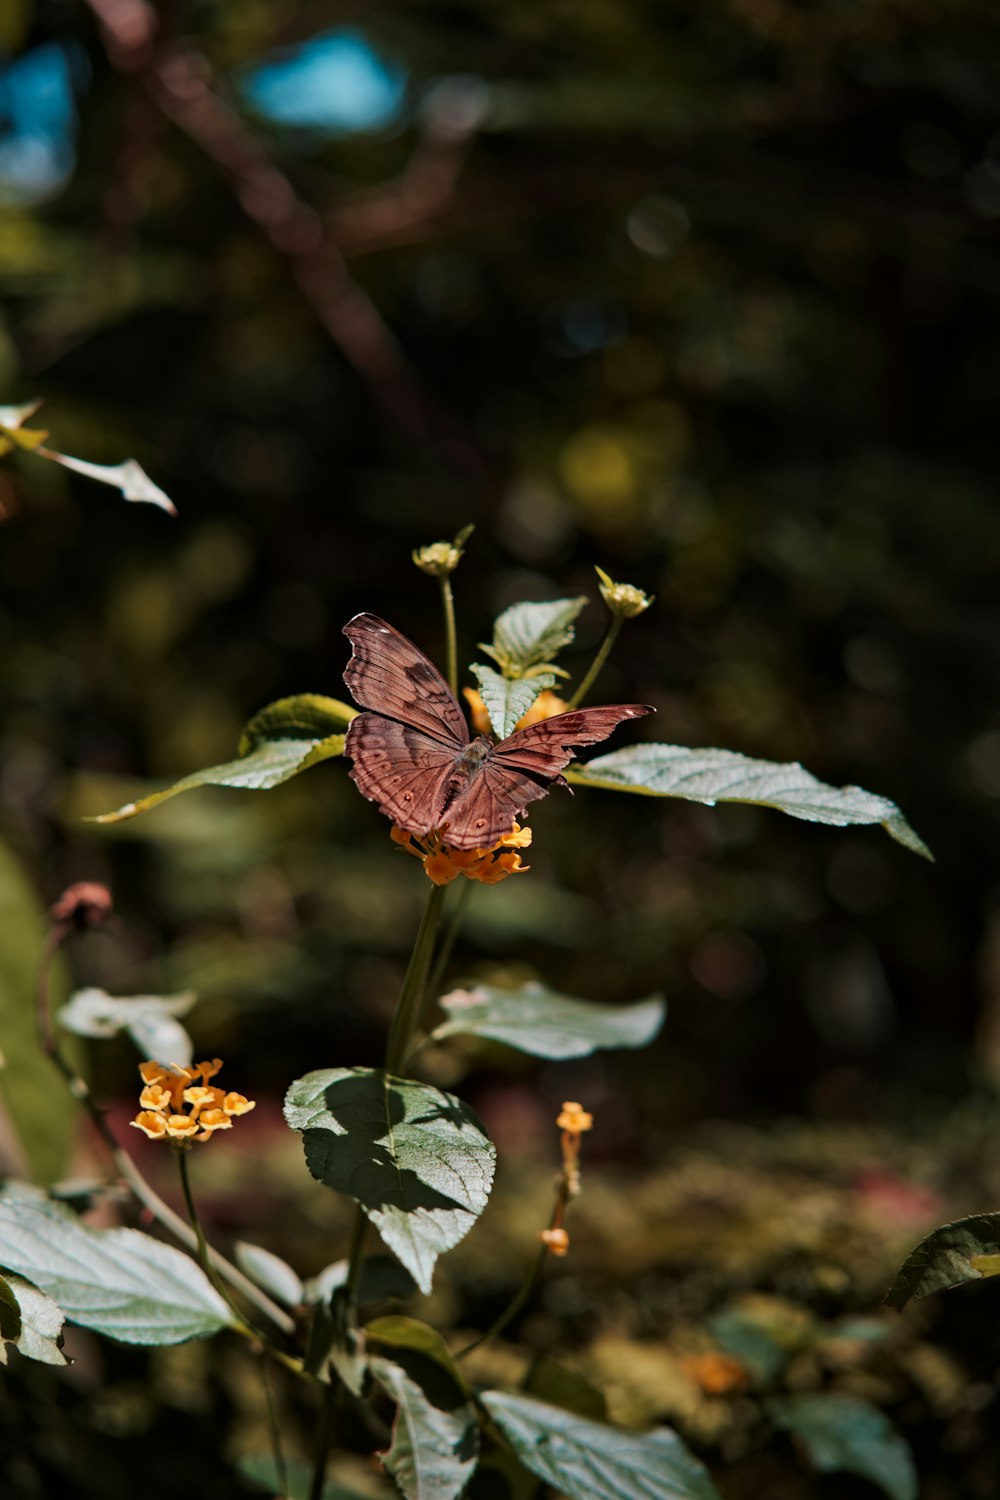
391 822 532 887
130 1058 255 1145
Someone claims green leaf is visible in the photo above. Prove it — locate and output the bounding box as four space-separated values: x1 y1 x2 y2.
0 839 76 1181
767 1393 917 1500
469 664 558 739
480 597 588 676
431 982 665 1060
234 1242 304 1308
284 1068 495 1294
0 1194 232 1344
0 1273 66 1367
304 1255 418 1305
368 1315 478 1500
58 987 197 1066
238 1455 375 1500
522 1355 608 1421
481 1392 720 1500
238 694 357 754
90 728 346 823
568 743 931 858
885 1211 1000 1309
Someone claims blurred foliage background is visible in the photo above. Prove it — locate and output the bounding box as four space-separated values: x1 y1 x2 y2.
3 0 1000 1495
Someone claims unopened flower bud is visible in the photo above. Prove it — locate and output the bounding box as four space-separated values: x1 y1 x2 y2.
594 566 653 619
412 524 474 578
49 882 114 933
539 1227 570 1256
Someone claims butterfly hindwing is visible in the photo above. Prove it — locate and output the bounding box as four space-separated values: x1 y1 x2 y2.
345 713 462 835
343 614 469 748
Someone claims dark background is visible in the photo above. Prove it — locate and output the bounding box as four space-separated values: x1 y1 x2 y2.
3 2 1000 1496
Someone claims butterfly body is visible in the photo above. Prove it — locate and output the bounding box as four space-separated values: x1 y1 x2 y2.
343 613 651 849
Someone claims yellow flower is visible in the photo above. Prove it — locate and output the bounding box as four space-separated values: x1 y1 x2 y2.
223 1092 256 1117
539 1227 570 1256
462 687 493 736
557 1101 593 1134
183 1085 222 1114
131 1059 254 1145
594 565 653 619
425 851 462 886
139 1082 172 1113
514 690 569 728
462 688 569 736
196 1109 233 1140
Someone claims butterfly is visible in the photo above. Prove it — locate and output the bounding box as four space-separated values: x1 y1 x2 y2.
343 613 652 850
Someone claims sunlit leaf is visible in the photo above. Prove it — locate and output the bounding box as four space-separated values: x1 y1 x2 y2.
885 1211 1000 1309
481 1392 720 1500
0 1195 232 1344
0 1273 66 1367
238 693 356 754
767 1394 917 1500
368 1315 478 1500
58 987 197 1067
480 597 587 676
568 744 931 858
469 664 558 739
431 982 665 1060
38 450 176 515
234 1242 304 1308
284 1068 495 1294
90 732 345 824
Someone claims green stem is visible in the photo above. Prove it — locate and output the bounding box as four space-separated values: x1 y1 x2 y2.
309 1381 336 1500
440 574 458 698
176 1146 254 1336
567 614 624 709
385 883 447 1076
260 1351 289 1500
455 1245 548 1360
426 881 471 1007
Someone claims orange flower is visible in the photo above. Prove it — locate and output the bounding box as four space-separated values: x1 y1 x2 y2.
557 1101 593 1134
539 1227 570 1256
462 687 569 736
681 1352 749 1396
131 1059 254 1145
515 690 569 728
390 823 532 887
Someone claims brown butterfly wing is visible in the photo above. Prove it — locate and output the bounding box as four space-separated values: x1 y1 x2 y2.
343 614 469 748
345 712 463 836
440 704 653 849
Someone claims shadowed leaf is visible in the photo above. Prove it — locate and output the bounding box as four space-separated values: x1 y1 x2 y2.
886 1211 1000 1309
285 1068 495 1294
767 1393 916 1500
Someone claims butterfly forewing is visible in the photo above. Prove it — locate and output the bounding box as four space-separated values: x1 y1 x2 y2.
494 704 653 776
343 614 469 748
342 613 653 847
440 705 654 849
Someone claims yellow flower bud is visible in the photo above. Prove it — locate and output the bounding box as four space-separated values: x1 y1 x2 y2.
539 1227 570 1256
594 565 653 619
412 525 474 578
557 1101 593 1134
